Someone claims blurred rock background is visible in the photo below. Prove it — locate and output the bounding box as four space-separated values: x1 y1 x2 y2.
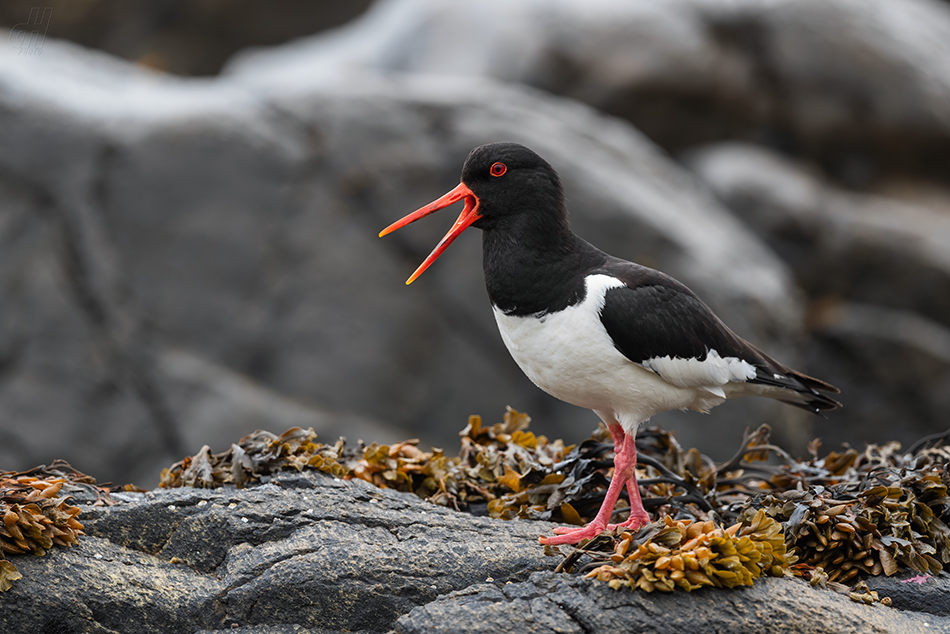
1 0 948 487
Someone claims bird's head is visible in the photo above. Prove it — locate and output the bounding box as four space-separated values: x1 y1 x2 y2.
379 142 564 284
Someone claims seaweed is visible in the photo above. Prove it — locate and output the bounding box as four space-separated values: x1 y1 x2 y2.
157 409 950 596
577 510 788 592
159 427 351 489
0 460 118 591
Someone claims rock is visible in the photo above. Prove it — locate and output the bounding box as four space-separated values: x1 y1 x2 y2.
0 1 373 76
866 570 950 618
806 301 950 450
158 349 406 454
0 34 804 486
228 0 950 184
685 143 950 326
686 142 950 448
1 472 555 634
393 571 950 634
5 472 950 634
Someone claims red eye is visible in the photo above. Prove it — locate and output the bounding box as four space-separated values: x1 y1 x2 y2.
490 162 507 177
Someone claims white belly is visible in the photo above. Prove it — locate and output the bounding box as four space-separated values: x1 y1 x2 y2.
491 275 726 432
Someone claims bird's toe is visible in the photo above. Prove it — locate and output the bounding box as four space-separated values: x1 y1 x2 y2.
606 515 650 533
539 522 609 545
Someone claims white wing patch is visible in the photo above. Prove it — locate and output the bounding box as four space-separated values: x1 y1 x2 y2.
702 385 727 398
640 348 757 389
585 274 627 309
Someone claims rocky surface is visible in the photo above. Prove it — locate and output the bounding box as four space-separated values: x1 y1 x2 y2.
0 1 373 76
3 474 950 634
229 0 950 184
0 34 804 486
686 143 950 325
1 472 555 634
394 573 949 634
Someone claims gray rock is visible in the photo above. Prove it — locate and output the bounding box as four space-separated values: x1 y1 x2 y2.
0 34 804 486
5 472 950 634
866 570 950 617
686 143 950 448
806 301 950 450
228 0 950 182
393 572 949 634
158 349 404 454
866 570 950 618
1 472 555 634
0 1 373 77
686 143 950 326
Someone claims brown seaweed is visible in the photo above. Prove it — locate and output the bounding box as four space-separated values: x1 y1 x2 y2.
157 409 950 594
0 460 111 591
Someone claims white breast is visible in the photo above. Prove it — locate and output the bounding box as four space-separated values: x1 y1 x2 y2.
491 274 733 433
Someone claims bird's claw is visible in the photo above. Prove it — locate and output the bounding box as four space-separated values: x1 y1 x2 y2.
540 510 651 545
607 511 651 532
539 522 608 545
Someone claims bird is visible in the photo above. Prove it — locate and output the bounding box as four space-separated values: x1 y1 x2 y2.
379 142 840 546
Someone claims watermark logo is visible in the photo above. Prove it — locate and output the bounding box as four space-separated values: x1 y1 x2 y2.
10 7 53 57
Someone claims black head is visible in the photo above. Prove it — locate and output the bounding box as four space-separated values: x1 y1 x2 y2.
379 142 570 284
459 142 565 230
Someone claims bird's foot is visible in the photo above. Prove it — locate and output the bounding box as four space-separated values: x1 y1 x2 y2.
538 522 609 546
607 509 651 533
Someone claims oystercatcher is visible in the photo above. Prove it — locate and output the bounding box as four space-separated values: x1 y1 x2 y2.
379 142 840 545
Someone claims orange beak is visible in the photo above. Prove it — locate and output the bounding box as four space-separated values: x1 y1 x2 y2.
379 182 482 285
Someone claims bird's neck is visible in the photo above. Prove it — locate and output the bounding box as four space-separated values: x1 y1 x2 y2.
481 215 606 316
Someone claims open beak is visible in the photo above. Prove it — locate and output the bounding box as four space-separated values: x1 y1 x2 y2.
379 182 482 285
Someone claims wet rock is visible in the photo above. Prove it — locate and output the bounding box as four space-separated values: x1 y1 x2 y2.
5 471 950 634
0 472 554 634
392 571 949 634
865 570 950 617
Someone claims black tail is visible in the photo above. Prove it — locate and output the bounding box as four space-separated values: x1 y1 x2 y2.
750 365 841 415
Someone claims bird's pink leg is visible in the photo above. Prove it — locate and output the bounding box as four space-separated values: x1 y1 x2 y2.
607 422 626 453
608 474 651 531
602 422 650 531
539 425 649 545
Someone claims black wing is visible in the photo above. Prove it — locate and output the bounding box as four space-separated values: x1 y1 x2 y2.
597 262 840 413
